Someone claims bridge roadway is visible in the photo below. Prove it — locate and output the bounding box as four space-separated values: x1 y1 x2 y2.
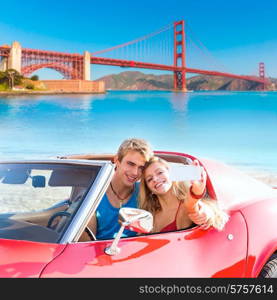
90 56 267 84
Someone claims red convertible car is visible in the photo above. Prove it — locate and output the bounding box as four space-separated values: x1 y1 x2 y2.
0 151 276 278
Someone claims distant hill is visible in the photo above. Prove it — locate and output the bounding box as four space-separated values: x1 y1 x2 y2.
96 71 276 91
96 71 173 90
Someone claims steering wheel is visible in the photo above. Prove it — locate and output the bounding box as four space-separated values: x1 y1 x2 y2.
47 211 71 229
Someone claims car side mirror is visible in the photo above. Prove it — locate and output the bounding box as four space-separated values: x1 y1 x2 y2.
105 208 153 256
119 207 153 233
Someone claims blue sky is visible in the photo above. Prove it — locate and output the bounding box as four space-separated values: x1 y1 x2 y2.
0 0 276 80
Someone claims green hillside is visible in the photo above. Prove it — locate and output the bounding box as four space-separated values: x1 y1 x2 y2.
96 71 276 91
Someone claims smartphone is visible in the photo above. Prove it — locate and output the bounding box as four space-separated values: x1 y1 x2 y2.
169 163 202 182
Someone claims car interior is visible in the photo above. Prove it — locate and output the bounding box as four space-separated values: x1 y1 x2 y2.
0 163 100 243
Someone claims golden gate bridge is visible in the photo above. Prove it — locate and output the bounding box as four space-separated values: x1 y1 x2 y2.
0 20 270 91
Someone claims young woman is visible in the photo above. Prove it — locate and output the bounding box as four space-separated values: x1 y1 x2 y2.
138 156 229 233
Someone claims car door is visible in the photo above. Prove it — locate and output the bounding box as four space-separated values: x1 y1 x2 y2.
40 210 248 278
0 239 66 278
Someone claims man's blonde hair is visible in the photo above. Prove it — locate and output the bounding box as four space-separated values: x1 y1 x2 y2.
117 138 154 162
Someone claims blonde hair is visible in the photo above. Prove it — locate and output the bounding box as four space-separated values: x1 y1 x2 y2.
138 156 229 231
199 199 229 231
117 138 153 162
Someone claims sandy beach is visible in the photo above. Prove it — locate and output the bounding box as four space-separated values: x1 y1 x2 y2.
246 171 277 188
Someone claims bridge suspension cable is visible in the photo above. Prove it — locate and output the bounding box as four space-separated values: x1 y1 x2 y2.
186 23 231 73
91 23 174 67
91 23 174 56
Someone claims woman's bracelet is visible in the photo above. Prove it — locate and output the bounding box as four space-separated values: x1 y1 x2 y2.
190 185 206 199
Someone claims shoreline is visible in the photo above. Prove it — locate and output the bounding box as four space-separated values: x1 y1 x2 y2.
1 90 277 96
0 91 106 96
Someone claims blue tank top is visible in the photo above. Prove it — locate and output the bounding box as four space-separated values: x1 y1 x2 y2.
96 182 139 240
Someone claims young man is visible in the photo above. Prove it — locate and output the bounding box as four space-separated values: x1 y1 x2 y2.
84 138 154 241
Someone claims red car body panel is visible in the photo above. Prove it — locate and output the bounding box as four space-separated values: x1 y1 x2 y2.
0 239 66 277
239 198 277 277
40 211 247 278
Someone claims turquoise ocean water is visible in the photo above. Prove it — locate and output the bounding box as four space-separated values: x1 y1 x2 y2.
0 90 276 174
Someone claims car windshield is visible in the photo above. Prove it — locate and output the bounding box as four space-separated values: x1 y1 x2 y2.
0 162 101 243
